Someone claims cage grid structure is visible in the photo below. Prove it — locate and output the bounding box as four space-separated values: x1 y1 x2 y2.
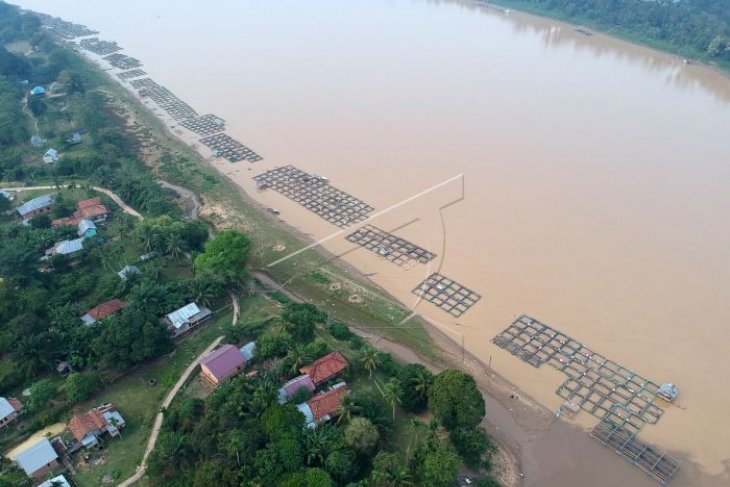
179 114 226 136
346 224 436 267
412 273 481 317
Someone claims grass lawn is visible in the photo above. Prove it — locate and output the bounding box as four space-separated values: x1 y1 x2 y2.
71 311 231 487
239 294 282 324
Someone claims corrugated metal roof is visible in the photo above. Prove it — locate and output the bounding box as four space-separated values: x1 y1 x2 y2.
77 219 97 235
117 265 141 279
56 238 84 255
166 302 201 329
278 374 316 404
240 341 256 361
297 403 315 427
0 397 15 419
15 438 58 476
200 344 245 382
39 475 71 487
16 193 54 217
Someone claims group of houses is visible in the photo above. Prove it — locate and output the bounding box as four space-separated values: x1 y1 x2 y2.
3 404 125 480
198 343 351 429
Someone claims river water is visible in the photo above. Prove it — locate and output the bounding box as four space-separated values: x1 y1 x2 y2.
12 0 730 485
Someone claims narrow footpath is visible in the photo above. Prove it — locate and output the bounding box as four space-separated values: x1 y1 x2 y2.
116 294 238 487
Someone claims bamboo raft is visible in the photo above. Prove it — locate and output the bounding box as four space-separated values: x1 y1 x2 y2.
412 272 481 317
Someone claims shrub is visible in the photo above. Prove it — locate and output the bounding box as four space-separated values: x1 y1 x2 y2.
289 386 313 404
328 322 353 341
449 426 497 469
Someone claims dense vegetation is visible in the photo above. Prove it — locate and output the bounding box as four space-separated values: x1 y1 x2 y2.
492 0 730 67
149 310 500 487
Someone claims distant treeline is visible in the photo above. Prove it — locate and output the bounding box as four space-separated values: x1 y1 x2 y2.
490 0 730 66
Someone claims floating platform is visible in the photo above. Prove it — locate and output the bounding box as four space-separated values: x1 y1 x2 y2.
492 315 664 429
412 272 481 317
180 114 226 136
104 53 143 70
37 13 97 39
346 224 435 266
117 69 147 80
79 37 121 55
253 165 373 228
199 133 262 163
130 78 198 121
591 420 679 484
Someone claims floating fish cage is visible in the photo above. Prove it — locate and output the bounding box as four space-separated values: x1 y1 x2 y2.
117 69 147 80
179 114 226 136
38 14 97 39
253 165 372 228
346 224 436 267
104 53 143 70
412 272 481 317
199 133 262 163
79 37 121 55
591 420 679 484
130 78 198 121
492 315 665 429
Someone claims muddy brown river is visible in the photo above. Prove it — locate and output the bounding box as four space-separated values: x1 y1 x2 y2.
13 0 730 485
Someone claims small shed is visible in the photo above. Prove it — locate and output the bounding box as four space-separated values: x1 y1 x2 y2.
240 341 256 362
30 86 45 96
658 383 679 402
77 219 97 238
43 148 59 164
117 265 141 280
68 131 82 144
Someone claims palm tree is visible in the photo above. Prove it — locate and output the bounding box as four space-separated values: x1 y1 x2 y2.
361 347 380 379
109 416 122 439
165 232 184 259
336 394 361 425
303 425 336 467
136 224 155 252
286 345 311 374
407 418 425 453
379 378 402 421
410 368 432 400
192 276 223 307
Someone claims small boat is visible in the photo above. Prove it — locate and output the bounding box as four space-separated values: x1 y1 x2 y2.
266 207 280 215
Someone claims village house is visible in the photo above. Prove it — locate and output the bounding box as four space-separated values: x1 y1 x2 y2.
199 344 246 386
278 374 315 404
16 193 54 220
52 196 109 227
299 350 349 386
14 438 59 479
68 404 126 448
80 298 126 326
30 85 45 96
39 475 71 487
164 302 213 336
0 397 22 429
117 265 141 280
30 134 43 147
43 148 59 164
44 238 84 258
0 190 15 201
297 384 349 428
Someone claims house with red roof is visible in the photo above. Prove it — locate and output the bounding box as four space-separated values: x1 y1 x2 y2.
299 350 349 386
80 299 126 325
200 344 246 386
52 197 109 227
297 384 348 428
68 404 125 448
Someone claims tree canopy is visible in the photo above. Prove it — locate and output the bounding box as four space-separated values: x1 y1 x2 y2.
428 369 485 430
194 230 250 284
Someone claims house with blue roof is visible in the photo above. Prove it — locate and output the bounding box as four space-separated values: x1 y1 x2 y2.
30 85 45 96
30 134 43 147
16 193 54 220
43 148 59 164
45 238 84 258
77 219 97 238
14 438 59 478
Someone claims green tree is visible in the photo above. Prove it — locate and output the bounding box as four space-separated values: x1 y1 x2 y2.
421 445 460 487
398 363 433 413
379 378 402 420
336 394 360 425
28 379 56 411
282 303 327 341
65 372 99 403
324 448 357 484
360 346 380 379
370 451 413 487
449 425 497 469
286 345 312 374
194 229 250 284
428 369 485 430
344 417 379 455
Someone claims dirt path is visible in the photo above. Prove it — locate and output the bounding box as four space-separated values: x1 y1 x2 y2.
157 179 202 220
252 270 523 486
0 184 143 220
116 293 239 487
21 95 40 134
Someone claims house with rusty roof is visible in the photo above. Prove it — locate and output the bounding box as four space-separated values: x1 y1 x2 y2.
52 196 109 227
68 404 125 448
200 344 246 386
0 397 22 429
299 351 349 386
80 299 126 326
297 384 348 428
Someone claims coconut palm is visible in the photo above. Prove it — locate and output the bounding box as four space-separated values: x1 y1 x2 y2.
407 418 425 453
410 367 432 399
286 345 312 374
360 346 380 379
379 378 402 420
165 232 184 259
337 394 361 425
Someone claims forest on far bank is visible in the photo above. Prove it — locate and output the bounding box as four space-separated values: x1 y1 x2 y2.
491 0 730 67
